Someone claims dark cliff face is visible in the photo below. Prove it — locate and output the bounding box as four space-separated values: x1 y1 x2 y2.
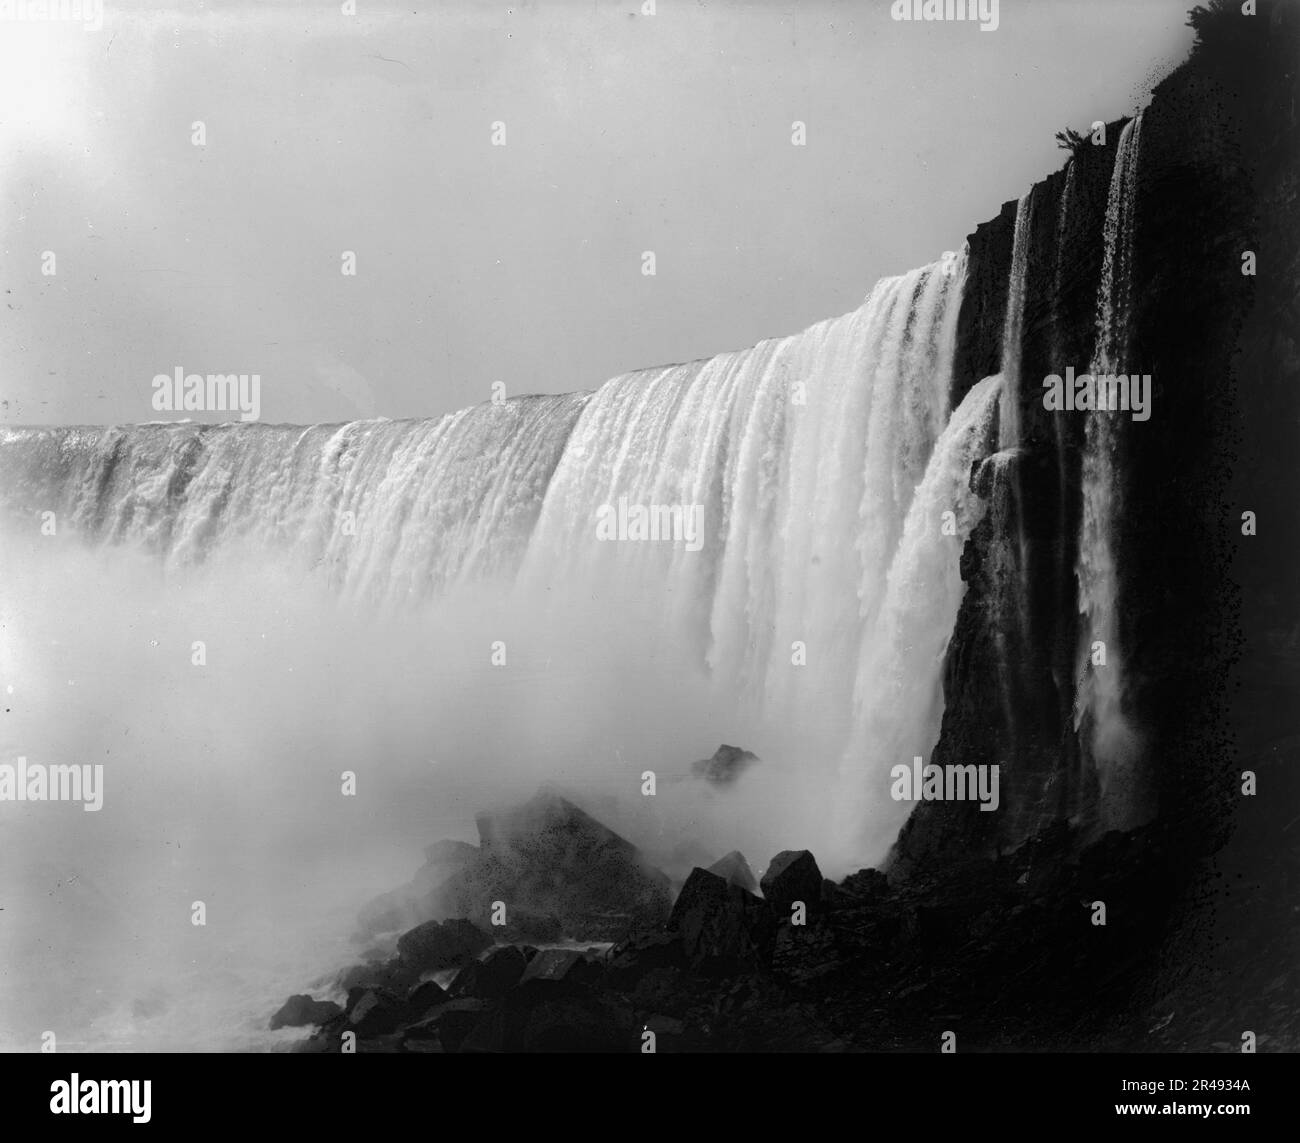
894 0 1300 878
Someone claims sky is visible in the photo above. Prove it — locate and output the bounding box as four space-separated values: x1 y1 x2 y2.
0 0 1196 426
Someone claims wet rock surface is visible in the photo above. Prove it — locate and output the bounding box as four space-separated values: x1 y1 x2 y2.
292 802 1275 1053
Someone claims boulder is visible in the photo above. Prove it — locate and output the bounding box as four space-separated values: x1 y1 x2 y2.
449 945 528 1000
667 866 766 971
404 979 449 1020
336 958 416 995
771 922 842 987
346 988 408 1038
760 850 823 917
708 850 759 893
839 868 889 902
268 994 342 1030
606 929 685 988
395 918 492 974
432 788 672 941
404 998 491 1052
517 947 600 990
691 744 759 787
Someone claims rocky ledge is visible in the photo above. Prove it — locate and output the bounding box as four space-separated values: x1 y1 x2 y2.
274 763 1298 1053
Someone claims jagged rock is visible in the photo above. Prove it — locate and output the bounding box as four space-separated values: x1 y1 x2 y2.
691 744 759 786
839 868 889 901
404 998 490 1052
708 850 758 893
820 879 848 909
771 923 842 987
432 788 672 941
607 929 684 988
347 988 408 1038
268 994 342 1030
404 979 449 1020
668 867 766 971
337 958 416 995
395 918 492 974
760 850 823 917
450 945 528 999
518 947 600 989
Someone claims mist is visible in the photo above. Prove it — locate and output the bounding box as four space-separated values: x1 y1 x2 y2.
0 508 855 1050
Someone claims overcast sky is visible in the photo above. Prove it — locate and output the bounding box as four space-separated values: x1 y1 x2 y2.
0 0 1195 426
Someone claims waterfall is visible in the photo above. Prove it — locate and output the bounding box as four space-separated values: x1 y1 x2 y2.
1075 111 1146 829
0 394 588 608
1051 159 1081 597
834 372 1003 845
0 248 982 870
998 189 1035 450
1052 159 1080 363
994 187 1037 689
519 250 970 745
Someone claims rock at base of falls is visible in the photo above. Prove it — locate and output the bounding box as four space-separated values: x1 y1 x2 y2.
268 994 342 1030
395 917 493 976
667 868 766 971
431 787 673 943
707 850 759 894
690 743 759 787
759 849 823 918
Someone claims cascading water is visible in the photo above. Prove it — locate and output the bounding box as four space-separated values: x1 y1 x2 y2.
990 187 1037 749
833 371 1002 845
0 246 992 1049
998 189 1036 451
0 393 589 608
519 251 971 749
1051 160 1081 596
1075 112 1147 829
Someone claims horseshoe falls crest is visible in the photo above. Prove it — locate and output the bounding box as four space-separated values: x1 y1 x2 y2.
0 244 995 877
